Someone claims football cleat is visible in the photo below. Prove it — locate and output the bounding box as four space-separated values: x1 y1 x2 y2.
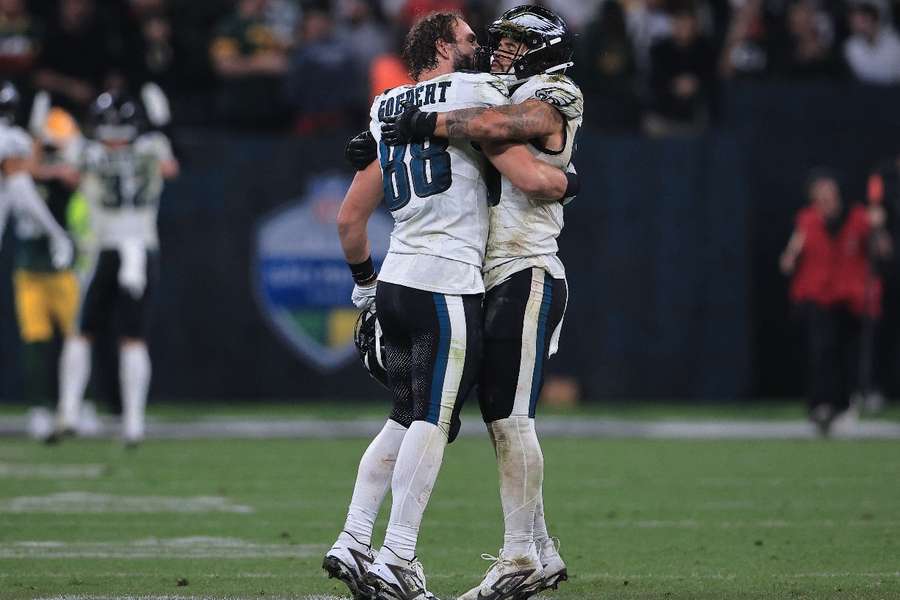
457 547 544 600
536 537 568 592
42 427 76 446
362 547 438 600
322 532 376 599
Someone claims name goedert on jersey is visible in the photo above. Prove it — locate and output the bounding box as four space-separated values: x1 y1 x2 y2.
376 74 510 122
377 81 453 121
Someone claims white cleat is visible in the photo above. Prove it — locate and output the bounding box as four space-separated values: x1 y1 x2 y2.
457 547 544 600
536 537 568 593
362 547 438 600
322 532 376 599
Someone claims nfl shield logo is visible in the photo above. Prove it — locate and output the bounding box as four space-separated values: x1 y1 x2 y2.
253 173 392 372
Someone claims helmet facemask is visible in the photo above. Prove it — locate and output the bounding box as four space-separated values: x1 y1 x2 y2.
480 6 576 85
91 92 144 145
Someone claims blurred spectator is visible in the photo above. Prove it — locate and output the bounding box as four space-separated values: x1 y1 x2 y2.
576 0 640 131
857 163 898 411
780 170 891 432
769 0 844 79
338 0 390 76
33 0 116 114
0 0 41 84
843 0 900 84
645 5 715 136
719 0 769 79
496 0 603 32
210 0 289 128
625 0 673 75
284 6 364 134
265 0 301 47
126 0 176 88
368 26 413 100
210 0 288 79
382 0 464 28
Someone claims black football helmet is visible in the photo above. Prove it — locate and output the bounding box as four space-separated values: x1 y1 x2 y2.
0 81 20 125
88 91 146 143
354 307 389 389
479 5 575 83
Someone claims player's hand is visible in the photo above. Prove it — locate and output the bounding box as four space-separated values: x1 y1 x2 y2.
345 130 377 171
561 163 579 205
351 281 377 310
119 267 147 299
381 102 437 146
118 242 147 299
49 235 74 270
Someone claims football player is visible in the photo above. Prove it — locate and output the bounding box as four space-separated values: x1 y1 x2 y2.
381 6 582 598
324 11 576 600
0 82 76 415
13 106 82 410
0 81 74 273
50 91 178 446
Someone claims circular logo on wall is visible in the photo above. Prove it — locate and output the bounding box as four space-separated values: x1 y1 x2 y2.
253 173 392 372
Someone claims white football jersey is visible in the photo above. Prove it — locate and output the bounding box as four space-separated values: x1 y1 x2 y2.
483 74 583 292
0 124 34 242
79 131 174 250
0 123 33 162
369 71 510 295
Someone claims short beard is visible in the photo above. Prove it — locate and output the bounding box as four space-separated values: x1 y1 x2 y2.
452 49 475 72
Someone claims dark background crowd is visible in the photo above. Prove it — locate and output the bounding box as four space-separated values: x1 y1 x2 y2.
3 0 899 134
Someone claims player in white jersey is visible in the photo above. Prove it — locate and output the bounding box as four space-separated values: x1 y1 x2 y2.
322 12 577 600
381 6 582 598
0 81 73 272
50 91 179 446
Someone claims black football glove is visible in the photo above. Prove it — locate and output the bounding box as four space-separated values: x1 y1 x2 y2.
381 102 437 146
344 129 377 171
560 166 580 203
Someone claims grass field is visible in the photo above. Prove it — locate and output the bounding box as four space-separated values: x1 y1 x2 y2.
2 435 899 600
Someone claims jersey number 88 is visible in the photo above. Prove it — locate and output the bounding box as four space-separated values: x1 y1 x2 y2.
379 139 452 211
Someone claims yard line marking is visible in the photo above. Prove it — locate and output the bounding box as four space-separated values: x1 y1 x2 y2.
0 537 324 559
587 519 900 529
0 462 105 479
698 500 758 509
32 597 350 600
0 492 253 514
699 476 893 487
577 571 900 581
4 415 900 439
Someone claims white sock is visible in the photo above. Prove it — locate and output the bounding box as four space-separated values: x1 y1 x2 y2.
120 343 151 441
534 494 551 554
380 420 448 561
341 419 408 547
58 336 90 430
490 416 543 557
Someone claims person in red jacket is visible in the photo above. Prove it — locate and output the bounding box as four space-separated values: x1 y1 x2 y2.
780 170 890 433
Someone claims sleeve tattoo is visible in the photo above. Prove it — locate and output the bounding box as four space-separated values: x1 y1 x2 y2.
444 101 564 141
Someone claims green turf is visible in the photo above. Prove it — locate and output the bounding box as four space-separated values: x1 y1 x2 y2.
1 437 899 599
